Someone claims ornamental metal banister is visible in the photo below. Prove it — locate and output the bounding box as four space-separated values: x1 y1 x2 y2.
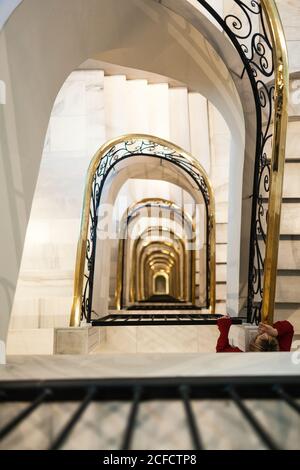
70 0 288 326
193 1 289 323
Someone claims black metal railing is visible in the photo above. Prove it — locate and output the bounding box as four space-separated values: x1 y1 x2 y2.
91 314 243 327
0 376 299 450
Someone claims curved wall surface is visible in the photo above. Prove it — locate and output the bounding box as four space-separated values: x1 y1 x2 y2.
0 0 23 30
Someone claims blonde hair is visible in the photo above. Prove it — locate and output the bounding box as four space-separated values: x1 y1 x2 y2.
249 334 279 352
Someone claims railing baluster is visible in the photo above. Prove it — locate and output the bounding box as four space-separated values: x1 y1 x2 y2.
273 385 300 414
226 386 279 450
0 388 51 440
179 385 203 450
50 386 96 450
121 386 142 450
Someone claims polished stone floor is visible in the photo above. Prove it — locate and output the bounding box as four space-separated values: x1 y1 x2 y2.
1 352 299 381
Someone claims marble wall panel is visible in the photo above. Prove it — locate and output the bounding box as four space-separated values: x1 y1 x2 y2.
285 121 300 157
137 326 198 353
278 240 300 270
276 0 300 41
215 202 228 224
276 275 300 303
169 87 191 152
104 327 137 353
49 116 86 152
216 301 227 315
283 163 300 198
274 305 300 333
276 1 300 72
216 223 228 243
216 264 227 282
197 325 219 352
280 204 300 235
9 70 106 331
148 83 170 140
216 244 227 263
6 328 54 355
288 84 300 117
188 92 210 172
216 283 226 301
125 79 149 134
103 75 127 139
55 326 99 355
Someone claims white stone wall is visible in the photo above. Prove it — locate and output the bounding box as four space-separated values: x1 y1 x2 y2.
8 67 231 334
9 71 106 329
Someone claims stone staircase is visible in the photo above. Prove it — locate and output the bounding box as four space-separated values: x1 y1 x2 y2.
7 65 300 348
8 64 229 339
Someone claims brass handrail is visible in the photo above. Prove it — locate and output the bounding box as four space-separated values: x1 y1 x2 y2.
261 1 289 324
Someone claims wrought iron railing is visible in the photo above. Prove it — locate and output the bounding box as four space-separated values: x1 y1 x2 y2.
0 376 299 450
192 1 288 324
91 313 243 326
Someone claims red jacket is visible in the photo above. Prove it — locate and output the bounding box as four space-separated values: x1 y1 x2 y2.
216 318 294 353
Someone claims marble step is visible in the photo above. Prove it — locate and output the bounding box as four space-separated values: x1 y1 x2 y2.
125 79 149 134
188 92 210 172
216 244 227 263
216 223 228 243
103 75 128 139
274 304 300 334
169 87 191 152
286 120 300 159
259 202 300 234
278 239 300 270
262 161 300 198
281 203 300 235
148 83 170 140
275 275 300 303
283 162 300 198
216 264 227 282
274 303 300 335
216 283 226 301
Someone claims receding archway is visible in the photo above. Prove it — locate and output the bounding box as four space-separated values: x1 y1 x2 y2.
116 201 197 309
153 273 169 296
70 134 215 325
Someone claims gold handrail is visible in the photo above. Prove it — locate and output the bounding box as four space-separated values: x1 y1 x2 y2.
261 1 289 324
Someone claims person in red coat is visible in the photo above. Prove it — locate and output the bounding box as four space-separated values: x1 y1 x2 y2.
216 316 294 353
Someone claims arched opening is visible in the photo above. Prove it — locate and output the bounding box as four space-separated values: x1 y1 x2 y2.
2 0 288 358
153 273 169 297
116 200 198 310
70 134 215 325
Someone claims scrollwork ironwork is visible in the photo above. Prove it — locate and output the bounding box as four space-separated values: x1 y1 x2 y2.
196 0 275 323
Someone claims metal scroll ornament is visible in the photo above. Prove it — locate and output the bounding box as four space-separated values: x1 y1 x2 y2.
196 0 276 323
